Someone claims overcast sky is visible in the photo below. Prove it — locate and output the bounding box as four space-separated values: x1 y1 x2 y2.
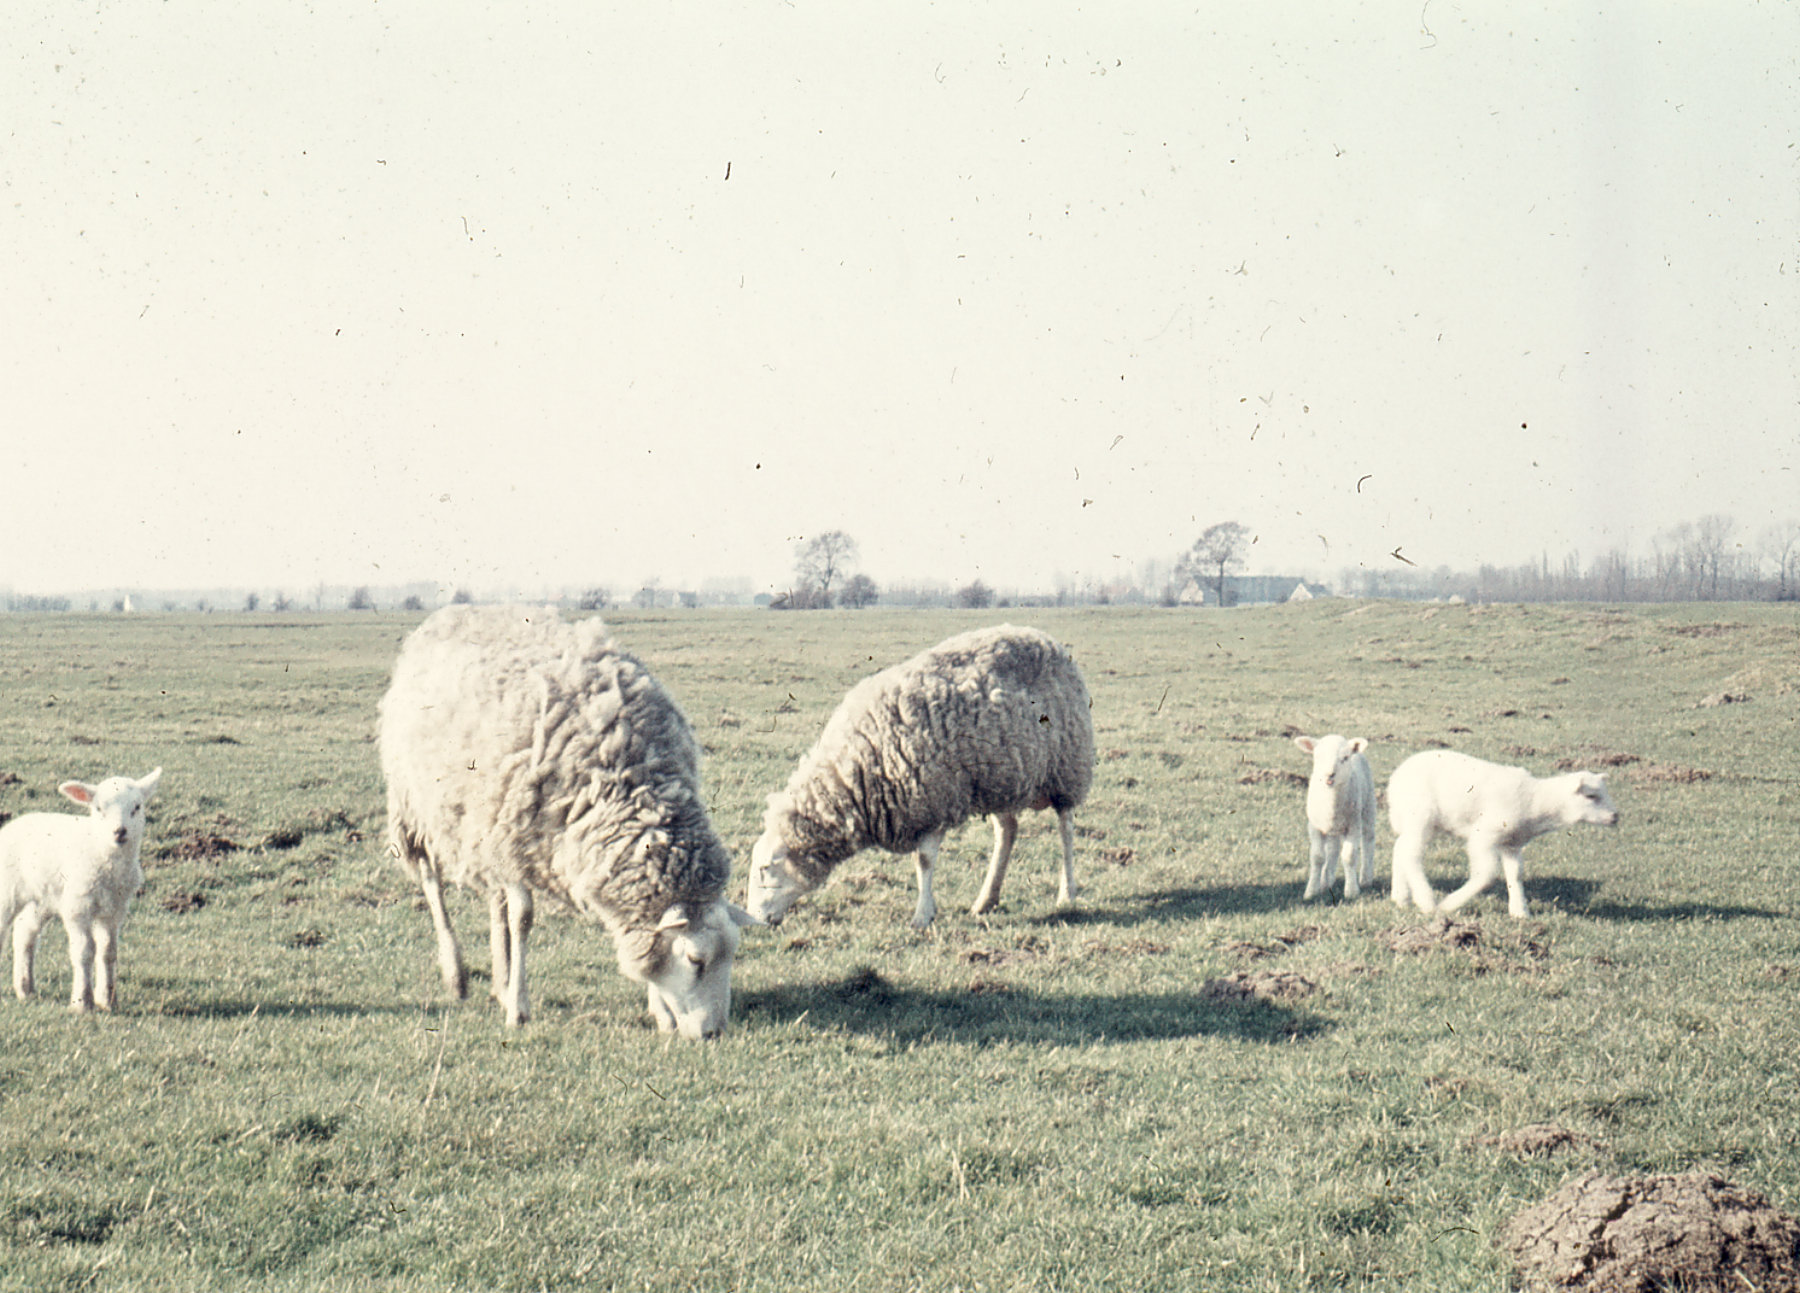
5 2 1795 598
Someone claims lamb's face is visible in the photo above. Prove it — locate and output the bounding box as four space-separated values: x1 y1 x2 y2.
638 899 759 1040
745 831 812 927
60 767 162 851
1296 735 1363 790
1562 772 1620 829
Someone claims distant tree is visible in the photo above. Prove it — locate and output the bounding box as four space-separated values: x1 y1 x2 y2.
348 586 374 611
633 586 659 610
955 579 995 609
1176 521 1252 606
1685 514 1736 600
577 587 609 612
271 591 292 612
794 531 858 607
450 588 474 605
1761 520 1800 600
840 573 880 609
401 594 425 612
243 592 260 613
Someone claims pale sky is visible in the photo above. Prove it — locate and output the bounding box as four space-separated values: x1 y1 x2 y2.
4 2 1796 598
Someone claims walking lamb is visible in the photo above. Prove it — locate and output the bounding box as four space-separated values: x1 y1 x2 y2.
379 605 756 1037
1387 749 1619 918
745 624 1094 929
0 767 162 1012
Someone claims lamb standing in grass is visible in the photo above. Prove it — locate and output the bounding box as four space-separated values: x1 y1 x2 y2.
745 624 1094 930
1293 734 1377 900
378 605 756 1037
0 768 162 1012
1387 749 1619 918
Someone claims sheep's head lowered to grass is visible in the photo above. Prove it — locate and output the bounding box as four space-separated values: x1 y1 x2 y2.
744 830 815 927
619 899 760 1040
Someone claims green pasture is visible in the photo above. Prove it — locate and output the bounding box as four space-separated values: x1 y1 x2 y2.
0 601 1796 1291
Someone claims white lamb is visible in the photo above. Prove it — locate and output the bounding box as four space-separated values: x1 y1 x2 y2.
1387 749 1619 918
1292 734 1376 900
745 624 1094 930
0 768 163 1012
378 605 757 1038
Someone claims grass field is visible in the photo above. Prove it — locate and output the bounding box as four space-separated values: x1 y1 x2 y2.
0 601 1796 1291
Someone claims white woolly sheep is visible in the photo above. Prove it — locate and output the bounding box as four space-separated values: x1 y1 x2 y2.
1292 734 1376 900
1 767 162 1012
1387 749 1619 918
378 605 757 1037
745 624 1094 930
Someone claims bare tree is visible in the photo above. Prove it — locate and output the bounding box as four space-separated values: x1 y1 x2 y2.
577 587 609 612
1176 521 1252 606
1683 514 1736 600
793 530 858 607
348 586 375 611
450 588 474 605
243 592 260 612
839 573 880 609
955 579 995 609
1759 520 1800 600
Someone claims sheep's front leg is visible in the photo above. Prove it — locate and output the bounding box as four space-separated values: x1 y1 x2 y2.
64 914 97 1013
970 813 1018 916
1335 834 1361 900
1355 820 1378 891
499 881 534 1027
1390 832 1437 913
417 863 468 1000
1303 828 1328 900
911 832 943 930
1500 848 1531 919
1054 808 1079 906
1438 836 1502 914
9 904 46 1000
92 918 120 1012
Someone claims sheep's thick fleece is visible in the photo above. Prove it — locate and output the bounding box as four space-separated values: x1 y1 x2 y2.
768 624 1094 884
379 605 730 941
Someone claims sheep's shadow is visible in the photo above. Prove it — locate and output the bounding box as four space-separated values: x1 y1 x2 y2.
1471 877 1786 923
1025 881 1323 929
739 967 1330 1047
144 998 421 1020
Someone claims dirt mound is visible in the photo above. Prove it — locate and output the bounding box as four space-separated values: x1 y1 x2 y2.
160 890 209 915
1631 763 1715 786
1500 1171 1800 1292
1475 1124 1601 1157
1696 692 1750 708
1382 915 1484 955
1381 916 1549 974
1200 968 1318 1003
1226 924 1326 961
169 832 240 861
1237 767 1307 789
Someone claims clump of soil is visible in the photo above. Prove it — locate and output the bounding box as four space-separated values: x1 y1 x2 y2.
0 771 21 786
160 890 209 915
169 832 240 861
1382 915 1484 956
1200 968 1318 1003
1696 692 1750 708
1098 845 1135 867
1499 1171 1800 1292
1226 923 1327 961
1381 916 1549 974
1631 763 1715 786
1237 767 1307 789
1475 1124 1601 1157
1555 751 1642 772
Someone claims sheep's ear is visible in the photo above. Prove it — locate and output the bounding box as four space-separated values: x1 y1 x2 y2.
1348 739 1368 754
727 902 763 929
657 905 692 934
137 767 163 796
1293 736 1316 753
59 781 96 807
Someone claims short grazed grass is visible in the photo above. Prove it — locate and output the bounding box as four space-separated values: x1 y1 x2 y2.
0 602 1796 1291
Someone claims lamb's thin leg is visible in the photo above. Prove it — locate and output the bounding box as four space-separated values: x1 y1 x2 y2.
488 888 511 1004
92 919 120 1012
1356 819 1378 890
65 914 97 1013
970 813 1019 916
1334 834 1360 900
416 863 468 1000
499 881 534 1027
1390 831 1438 913
1499 848 1531 919
1055 808 1079 905
8 902 45 999
1438 835 1502 914
911 831 943 930
1304 828 1328 900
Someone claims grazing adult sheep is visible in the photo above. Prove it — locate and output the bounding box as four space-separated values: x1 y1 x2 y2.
1292 734 1377 900
745 624 1094 929
1387 749 1619 918
378 605 756 1037
0 767 162 1012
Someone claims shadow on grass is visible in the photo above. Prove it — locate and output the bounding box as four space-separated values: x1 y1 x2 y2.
145 998 421 1020
1533 875 1789 922
1026 882 1308 928
739 967 1330 1047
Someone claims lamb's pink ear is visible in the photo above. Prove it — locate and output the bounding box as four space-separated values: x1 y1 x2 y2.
59 781 96 807
1349 739 1368 754
1293 736 1316 753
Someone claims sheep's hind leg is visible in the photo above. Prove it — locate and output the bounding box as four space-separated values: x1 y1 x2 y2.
92 917 120 1012
417 863 468 1000
488 888 511 1004
1437 836 1502 914
1390 832 1438 913
1499 848 1530 919
1055 808 1079 906
8 903 45 999
64 913 96 1013
911 832 943 929
498 881 534 1027
970 813 1018 916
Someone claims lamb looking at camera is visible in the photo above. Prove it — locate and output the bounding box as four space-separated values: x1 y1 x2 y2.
0 767 162 1012
378 604 755 1037
1387 749 1619 918
1293 734 1376 900
745 624 1094 930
